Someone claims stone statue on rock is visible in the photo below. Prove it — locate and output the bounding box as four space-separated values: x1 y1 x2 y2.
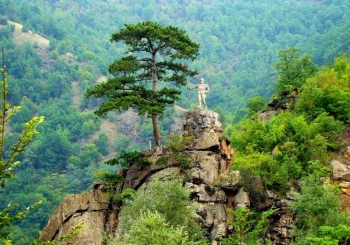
188 78 210 109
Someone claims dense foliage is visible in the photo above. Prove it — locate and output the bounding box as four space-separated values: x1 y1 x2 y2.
291 176 350 244
0 0 349 243
116 180 206 244
224 52 350 243
221 207 277 245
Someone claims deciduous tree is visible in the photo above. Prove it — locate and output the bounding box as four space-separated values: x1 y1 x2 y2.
274 47 317 95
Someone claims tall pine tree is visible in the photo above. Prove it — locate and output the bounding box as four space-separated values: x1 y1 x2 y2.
86 21 199 154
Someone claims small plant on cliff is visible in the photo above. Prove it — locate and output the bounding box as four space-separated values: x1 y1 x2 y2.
166 133 193 170
221 206 277 245
118 179 206 244
105 150 150 168
92 168 125 200
92 151 149 202
114 188 136 202
166 133 188 152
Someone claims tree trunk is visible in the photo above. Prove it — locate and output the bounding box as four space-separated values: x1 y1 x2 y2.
152 116 163 155
151 52 163 155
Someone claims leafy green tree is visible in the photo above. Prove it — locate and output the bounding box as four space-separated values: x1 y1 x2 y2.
114 135 132 153
221 206 276 245
291 175 350 244
119 179 205 243
94 132 109 156
77 143 101 168
21 26 28 33
85 21 199 154
297 54 350 123
32 128 72 171
274 47 317 95
119 210 194 245
81 119 95 139
247 96 266 116
0 17 7 25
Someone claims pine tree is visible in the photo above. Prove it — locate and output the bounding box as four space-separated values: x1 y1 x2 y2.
85 21 199 154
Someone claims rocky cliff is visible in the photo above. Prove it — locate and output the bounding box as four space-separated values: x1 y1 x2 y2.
40 107 295 244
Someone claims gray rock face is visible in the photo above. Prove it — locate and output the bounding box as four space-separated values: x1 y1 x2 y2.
331 159 350 181
183 107 223 142
233 188 250 209
195 132 220 150
40 191 109 245
258 110 278 122
219 170 241 192
188 151 220 184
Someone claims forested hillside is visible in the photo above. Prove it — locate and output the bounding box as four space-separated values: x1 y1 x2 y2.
0 0 350 243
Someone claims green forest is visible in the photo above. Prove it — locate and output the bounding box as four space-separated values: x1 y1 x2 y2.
0 0 350 243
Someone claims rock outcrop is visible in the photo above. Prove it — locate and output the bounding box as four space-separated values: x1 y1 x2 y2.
40 191 109 244
40 107 293 245
330 145 350 212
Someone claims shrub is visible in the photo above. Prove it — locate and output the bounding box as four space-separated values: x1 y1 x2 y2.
221 206 277 245
119 210 194 245
118 180 205 243
247 96 266 116
292 175 341 231
166 133 193 170
291 175 350 244
155 156 168 165
166 133 188 152
105 150 150 168
230 111 340 192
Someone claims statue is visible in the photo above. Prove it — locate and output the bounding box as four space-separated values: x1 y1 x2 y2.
188 78 210 109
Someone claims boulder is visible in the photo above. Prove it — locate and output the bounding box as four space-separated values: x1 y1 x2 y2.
195 132 220 150
218 170 241 192
331 160 350 181
186 183 226 202
183 107 223 139
258 110 278 122
341 146 350 162
187 151 220 184
233 188 250 209
195 202 226 229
